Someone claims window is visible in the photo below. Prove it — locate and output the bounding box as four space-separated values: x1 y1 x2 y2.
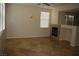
40 11 50 28
2 3 5 30
0 3 5 32
0 3 2 32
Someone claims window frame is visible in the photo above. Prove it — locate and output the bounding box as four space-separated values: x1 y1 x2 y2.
40 11 50 28
0 3 5 32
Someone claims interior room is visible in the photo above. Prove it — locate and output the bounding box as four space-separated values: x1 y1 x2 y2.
0 3 79 56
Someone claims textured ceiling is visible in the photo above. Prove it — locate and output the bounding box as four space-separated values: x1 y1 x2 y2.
7 3 79 9
22 3 79 7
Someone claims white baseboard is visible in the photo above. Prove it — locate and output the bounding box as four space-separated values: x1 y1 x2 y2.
6 35 50 39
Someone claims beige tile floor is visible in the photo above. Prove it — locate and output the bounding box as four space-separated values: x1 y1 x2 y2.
3 37 79 56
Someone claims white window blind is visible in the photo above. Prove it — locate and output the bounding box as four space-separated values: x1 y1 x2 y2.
40 12 50 28
0 3 5 32
0 3 2 32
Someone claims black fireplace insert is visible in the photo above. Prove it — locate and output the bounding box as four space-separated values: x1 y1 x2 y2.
52 27 58 37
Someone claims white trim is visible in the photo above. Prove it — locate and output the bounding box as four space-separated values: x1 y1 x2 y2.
6 33 50 39
70 26 77 47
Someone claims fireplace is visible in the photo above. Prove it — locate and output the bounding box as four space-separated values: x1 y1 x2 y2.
52 27 58 37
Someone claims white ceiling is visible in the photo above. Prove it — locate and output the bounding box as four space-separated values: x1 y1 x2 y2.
19 3 79 9
22 3 79 7
8 3 79 9
49 3 79 6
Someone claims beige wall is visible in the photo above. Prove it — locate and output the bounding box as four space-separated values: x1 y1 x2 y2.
6 4 51 38
6 4 79 39
51 8 58 24
51 4 79 24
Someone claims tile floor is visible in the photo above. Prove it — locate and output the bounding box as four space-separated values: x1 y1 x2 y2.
3 37 79 56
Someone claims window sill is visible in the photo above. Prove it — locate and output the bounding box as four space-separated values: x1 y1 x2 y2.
40 27 50 29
